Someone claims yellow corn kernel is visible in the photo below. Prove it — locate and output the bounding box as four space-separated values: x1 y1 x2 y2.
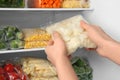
24 41 48 49
25 33 51 42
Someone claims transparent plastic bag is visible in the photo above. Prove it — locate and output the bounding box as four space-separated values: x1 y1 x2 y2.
0 59 29 80
28 0 62 8
62 0 90 8
22 28 51 49
0 25 24 50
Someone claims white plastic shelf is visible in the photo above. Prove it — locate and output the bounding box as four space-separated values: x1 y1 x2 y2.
0 8 93 11
0 48 45 54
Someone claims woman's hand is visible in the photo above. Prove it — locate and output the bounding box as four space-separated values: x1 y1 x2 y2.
81 21 114 45
81 21 115 56
45 32 78 80
45 31 68 66
81 21 120 64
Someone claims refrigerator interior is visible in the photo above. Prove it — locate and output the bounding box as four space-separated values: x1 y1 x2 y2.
0 11 120 80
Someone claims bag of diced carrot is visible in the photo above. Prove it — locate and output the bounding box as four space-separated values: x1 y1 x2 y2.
28 0 62 8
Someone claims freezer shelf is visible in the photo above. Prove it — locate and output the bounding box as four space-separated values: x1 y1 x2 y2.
0 48 45 54
0 8 93 11
0 0 93 11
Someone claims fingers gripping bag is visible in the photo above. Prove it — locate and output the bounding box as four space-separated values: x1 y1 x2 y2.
46 15 96 55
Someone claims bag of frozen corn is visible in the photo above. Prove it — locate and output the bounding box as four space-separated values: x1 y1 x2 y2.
22 28 51 49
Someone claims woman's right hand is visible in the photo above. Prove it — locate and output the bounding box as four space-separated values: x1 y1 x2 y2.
80 21 116 57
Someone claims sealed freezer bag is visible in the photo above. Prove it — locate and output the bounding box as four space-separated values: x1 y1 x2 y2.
4 26 24 49
0 59 29 80
22 28 50 42
46 15 96 54
22 28 51 49
28 0 62 8
0 26 24 50
21 57 92 80
71 57 93 80
0 0 25 8
21 57 58 80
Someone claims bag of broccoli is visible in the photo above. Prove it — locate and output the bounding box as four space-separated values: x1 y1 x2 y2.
9 39 24 49
71 57 93 80
0 41 8 50
4 26 24 41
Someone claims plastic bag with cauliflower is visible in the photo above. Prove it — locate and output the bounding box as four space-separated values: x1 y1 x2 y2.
21 57 58 80
46 15 96 55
